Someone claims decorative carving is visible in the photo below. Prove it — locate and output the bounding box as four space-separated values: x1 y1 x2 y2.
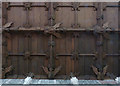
2 65 13 78
72 51 79 60
3 22 13 28
71 24 80 28
71 2 80 11
45 2 49 11
23 2 32 10
24 51 31 60
42 66 61 79
23 2 32 27
48 40 55 47
102 3 107 11
44 23 62 38
71 2 80 28
96 40 103 46
92 65 108 80
93 3 98 11
48 15 55 23
24 24 31 28
24 33 31 38
93 2 106 11
93 52 106 60
93 22 112 40
53 2 59 11
72 32 80 38
23 3 32 28
26 72 34 78
6 2 10 10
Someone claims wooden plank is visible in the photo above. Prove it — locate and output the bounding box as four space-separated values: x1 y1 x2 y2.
7 33 12 66
30 33 38 75
65 33 72 74
18 33 25 75
106 33 119 76
55 34 66 75
37 33 44 75
2 34 7 67
71 33 74 73
55 2 74 28
2 2 120 79
7 4 26 27
29 3 48 27
105 2 119 30
2 2 8 25
24 33 29 74
78 32 85 75
11 34 18 75
77 3 96 28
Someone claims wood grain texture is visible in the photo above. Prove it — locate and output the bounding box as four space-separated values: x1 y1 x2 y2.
2 2 119 79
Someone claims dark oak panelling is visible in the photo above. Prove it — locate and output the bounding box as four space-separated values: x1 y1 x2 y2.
2 2 120 79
